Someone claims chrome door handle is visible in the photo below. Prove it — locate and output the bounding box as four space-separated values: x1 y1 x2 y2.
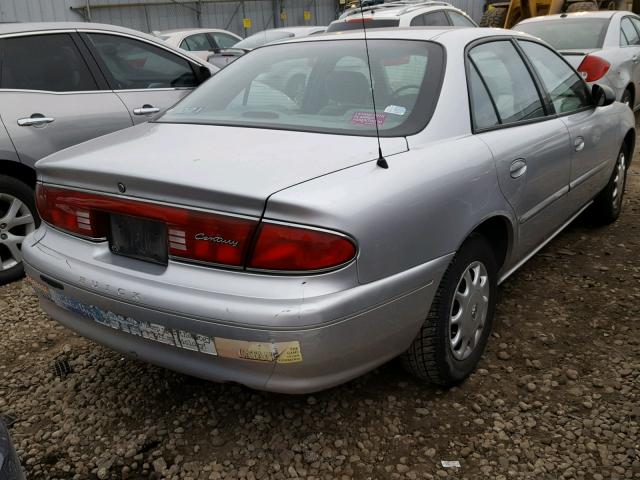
509 159 527 179
133 105 160 115
574 136 585 152
17 116 55 127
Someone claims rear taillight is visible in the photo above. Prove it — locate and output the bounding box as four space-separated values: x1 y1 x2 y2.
36 184 357 273
36 184 257 266
248 223 356 272
577 55 610 82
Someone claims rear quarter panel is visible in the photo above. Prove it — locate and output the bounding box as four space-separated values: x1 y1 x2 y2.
0 115 19 163
264 135 514 285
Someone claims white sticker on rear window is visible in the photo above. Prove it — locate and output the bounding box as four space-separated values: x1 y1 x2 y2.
384 105 407 116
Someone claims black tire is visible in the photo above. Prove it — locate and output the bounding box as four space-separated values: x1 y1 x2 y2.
621 88 634 110
479 7 508 28
590 144 629 225
566 1 598 12
0 175 38 285
402 234 498 387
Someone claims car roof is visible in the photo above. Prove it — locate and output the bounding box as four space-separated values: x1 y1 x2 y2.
338 1 459 20
158 28 238 36
0 22 209 64
280 26 526 45
517 10 624 25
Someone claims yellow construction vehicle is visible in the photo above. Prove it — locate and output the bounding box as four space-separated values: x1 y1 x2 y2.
480 0 640 29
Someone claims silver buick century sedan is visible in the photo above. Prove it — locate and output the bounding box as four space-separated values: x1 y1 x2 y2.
23 27 634 393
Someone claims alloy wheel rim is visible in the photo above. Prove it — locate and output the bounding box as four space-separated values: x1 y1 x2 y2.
0 194 35 271
449 261 490 361
612 152 626 211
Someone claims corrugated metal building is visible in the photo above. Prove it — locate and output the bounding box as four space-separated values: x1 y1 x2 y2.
0 1 483 36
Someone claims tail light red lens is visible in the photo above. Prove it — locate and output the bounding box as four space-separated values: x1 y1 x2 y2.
36 184 357 273
248 223 356 272
36 185 257 266
577 55 610 82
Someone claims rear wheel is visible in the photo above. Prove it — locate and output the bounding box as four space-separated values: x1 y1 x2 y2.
402 234 498 386
566 1 598 12
0 176 38 285
479 7 508 28
590 144 628 225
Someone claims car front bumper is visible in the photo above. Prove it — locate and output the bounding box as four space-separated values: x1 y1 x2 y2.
23 225 451 394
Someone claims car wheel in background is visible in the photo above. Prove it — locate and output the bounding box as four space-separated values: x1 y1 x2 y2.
0 176 38 285
402 233 498 386
479 7 507 28
591 144 629 225
566 2 599 12
621 88 633 110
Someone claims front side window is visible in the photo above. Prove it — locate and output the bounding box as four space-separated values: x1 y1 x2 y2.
181 33 213 51
519 41 590 114
621 17 640 46
514 19 608 50
1 34 97 92
410 11 449 27
85 33 198 89
211 33 239 49
160 40 444 137
469 40 545 125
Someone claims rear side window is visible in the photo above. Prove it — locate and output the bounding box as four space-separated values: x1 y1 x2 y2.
519 41 590 114
448 11 476 27
410 11 450 27
85 33 198 89
181 33 213 51
326 19 399 32
210 33 239 49
468 63 500 130
469 40 545 125
1 34 97 92
620 17 640 46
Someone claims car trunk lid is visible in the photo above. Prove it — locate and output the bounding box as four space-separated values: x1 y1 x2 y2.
558 48 599 70
36 122 408 217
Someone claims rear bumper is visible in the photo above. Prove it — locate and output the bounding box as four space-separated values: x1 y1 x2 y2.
23 226 451 393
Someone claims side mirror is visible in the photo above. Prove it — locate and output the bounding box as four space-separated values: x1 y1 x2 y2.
197 65 213 82
591 84 616 107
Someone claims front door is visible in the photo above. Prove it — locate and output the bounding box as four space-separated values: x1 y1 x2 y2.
0 33 132 165
81 32 202 125
516 40 619 211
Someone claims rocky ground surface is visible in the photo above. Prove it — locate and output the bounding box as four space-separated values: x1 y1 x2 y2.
1 153 639 480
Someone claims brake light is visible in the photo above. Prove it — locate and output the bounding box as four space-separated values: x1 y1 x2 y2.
35 185 257 266
36 184 357 273
346 17 372 23
577 55 610 82
248 223 356 272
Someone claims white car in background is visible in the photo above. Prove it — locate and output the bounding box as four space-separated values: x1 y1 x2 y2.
157 28 242 67
515 11 640 110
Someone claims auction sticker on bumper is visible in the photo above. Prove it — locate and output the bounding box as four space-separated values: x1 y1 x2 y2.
27 274 302 363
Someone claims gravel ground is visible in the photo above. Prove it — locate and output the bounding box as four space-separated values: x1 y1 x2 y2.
1 148 639 480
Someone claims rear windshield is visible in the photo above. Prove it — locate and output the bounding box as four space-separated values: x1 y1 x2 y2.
234 31 294 50
514 18 609 50
327 19 400 32
159 39 444 137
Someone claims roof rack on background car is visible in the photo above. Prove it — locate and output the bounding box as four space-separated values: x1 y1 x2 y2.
340 0 452 19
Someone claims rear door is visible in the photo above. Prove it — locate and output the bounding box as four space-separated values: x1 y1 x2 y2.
467 39 573 259
619 16 640 99
81 32 204 124
518 39 619 210
0 32 132 166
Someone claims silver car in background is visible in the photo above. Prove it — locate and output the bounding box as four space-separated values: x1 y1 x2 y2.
515 11 640 109
208 26 328 67
0 22 216 284
23 28 634 394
